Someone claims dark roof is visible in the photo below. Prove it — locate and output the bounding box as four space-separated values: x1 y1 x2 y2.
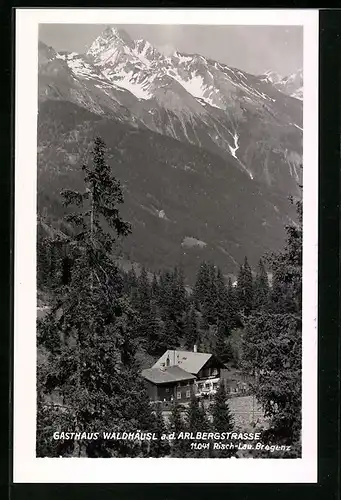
152 350 212 375
141 365 197 385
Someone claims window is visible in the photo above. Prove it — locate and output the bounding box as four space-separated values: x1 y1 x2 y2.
186 390 191 398
177 392 181 400
165 388 169 393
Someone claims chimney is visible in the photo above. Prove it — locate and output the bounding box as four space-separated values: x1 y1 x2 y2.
193 345 197 353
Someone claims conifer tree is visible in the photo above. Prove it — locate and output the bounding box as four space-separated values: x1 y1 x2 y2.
237 257 253 317
193 261 210 308
126 267 138 292
135 267 154 347
214 321 231 363
187 392 207 431
162 315 179 351
36 137 154 457
169 266 187 338
253 258 270 311
242 196 303 455
226 277 239 328
151 272 159 302
211 382 235 457
186 392 210 457
184 306 198 349
136 267 151 311
150 403 170 457
146 303 164 356
169 402 187 457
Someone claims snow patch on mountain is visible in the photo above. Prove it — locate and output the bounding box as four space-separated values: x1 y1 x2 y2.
229 132 239 158
110 71 153 99
293 123 303 131
181 236 207 248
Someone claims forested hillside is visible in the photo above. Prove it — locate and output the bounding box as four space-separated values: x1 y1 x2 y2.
37 138 302 458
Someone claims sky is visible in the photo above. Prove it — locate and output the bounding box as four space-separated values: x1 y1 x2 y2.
39 24 303 77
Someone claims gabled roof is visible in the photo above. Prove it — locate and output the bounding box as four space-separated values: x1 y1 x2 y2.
141 365 197 385
152 350 212 375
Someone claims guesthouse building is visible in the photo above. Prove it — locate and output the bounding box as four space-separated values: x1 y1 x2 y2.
141 346 225 403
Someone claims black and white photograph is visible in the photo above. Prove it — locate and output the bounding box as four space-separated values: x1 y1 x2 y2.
14 9 318 483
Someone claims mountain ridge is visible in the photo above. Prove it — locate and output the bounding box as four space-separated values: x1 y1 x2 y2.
39 31 302 195
37 28 302 279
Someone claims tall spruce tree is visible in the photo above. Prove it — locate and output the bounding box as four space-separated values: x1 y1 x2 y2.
242 197 302 456
211 382 235 457
226 276 239 328
151 272 159 302
169 402 187 457
186 392 210 457
213 267 230 328
184 305 198 349
193 261 210 308
36 137 154 457
126 267 138 293
149 403 170 457
253 258 270 311
237 257 253 317
214 321 231 363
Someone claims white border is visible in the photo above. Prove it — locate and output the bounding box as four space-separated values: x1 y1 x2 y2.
14 9 319 483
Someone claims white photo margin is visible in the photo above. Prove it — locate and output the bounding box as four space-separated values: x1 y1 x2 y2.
14 8 319 483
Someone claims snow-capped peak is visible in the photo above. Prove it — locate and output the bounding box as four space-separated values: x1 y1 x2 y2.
259 68 303 100
87 26 136 64
261 70 283 84
99 26 134 46
133 39 165 65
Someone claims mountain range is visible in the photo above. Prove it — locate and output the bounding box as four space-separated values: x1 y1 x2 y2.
37 26 303 281
260 69 303 100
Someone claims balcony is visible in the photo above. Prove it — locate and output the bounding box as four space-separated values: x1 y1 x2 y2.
194 377 220 398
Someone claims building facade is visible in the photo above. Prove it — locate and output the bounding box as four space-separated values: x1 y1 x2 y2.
141 347 225 403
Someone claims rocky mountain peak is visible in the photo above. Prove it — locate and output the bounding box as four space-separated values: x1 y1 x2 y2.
262 70 283 84
260 68 303 99
87 25 136 64
100 26 134 46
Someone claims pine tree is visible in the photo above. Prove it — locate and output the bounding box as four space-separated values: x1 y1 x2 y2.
184 306 198 349
211 382 235 457
162 315 180 351
169 266 187 339
150 403 170 457
135 267 154 348
214 321 231 363
36 137 154 457
126 267 138 293
151 272 159 302
158 270 173 317
226 277 239 329
186 392 211 457
242 196 303 455
146 303 164 356
187 392 207 431
237 257 253 317
169 402 187 457
214 268 227 320
269 198 302 315
253 258 270 311
193 261 210 308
